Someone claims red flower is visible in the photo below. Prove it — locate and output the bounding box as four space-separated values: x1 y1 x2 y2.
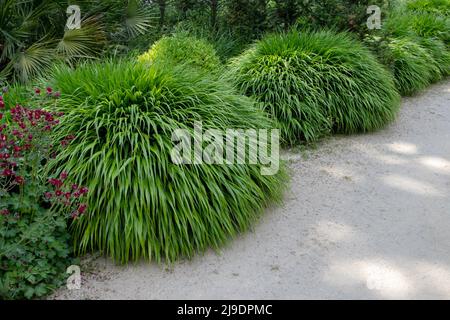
78 204 87 215
45 192 53 199
14 176 24 184
60 171 68 180
46 87 52 94
35 88 41 94
0 101 4 109
55 190 63 196
0 209 9 216
2 169 13 176
79 187 89 195
49 178 63 188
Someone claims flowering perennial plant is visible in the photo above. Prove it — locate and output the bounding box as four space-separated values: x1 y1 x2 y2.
0 88 87 299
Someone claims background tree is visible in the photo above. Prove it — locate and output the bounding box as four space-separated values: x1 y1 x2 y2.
0 0 154 84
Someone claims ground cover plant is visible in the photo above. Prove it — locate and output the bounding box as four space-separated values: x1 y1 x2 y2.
0 89 87 299
228 29 401 146
47 60 286 263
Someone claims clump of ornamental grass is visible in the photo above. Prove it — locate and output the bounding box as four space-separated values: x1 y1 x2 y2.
366 4 449 94
409 12 450 45
383 6 450 45
369 36 441 95
406 0 450 16
228 30 400 146
138 33 221 71
47 60 285 263
418 37 450 77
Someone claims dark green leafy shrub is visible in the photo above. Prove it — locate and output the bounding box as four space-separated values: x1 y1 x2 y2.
0 209 70 299
295 0 389 34
138 33 221 70
229 30 400 145
48 60 285 263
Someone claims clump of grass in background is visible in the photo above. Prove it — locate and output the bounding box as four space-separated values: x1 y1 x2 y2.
419 37 450 77
406 0 450 16
47 60 286 263
169 22 251 62
138 32 221 71
228 30 400 146
409 12 450 45
365 2 450 95
375 37 440 95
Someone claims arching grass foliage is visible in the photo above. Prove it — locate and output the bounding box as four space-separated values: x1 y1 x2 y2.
48 60 286 263
228 30 401 145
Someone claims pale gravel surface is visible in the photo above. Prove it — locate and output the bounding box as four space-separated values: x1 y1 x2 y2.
52 79 450 300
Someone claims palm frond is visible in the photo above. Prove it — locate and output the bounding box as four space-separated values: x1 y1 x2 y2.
56 16 106 62
11 41 55 83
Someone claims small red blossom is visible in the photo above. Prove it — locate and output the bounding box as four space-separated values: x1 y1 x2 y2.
60 171 68 180
14 176 24 184
2 169 13 176
79 187 89 195
77 204 87 214
49 178 63 188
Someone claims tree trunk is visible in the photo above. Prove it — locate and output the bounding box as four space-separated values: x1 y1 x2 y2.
210 0 218 30
157 0 166 30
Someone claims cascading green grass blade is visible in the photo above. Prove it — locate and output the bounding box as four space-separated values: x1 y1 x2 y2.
46 60 286 263
228 29 401 146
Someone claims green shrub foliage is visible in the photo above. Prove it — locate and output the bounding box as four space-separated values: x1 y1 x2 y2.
229 30 401 145
48 60 286 263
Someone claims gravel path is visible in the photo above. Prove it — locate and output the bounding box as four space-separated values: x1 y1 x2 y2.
52 79 450 300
